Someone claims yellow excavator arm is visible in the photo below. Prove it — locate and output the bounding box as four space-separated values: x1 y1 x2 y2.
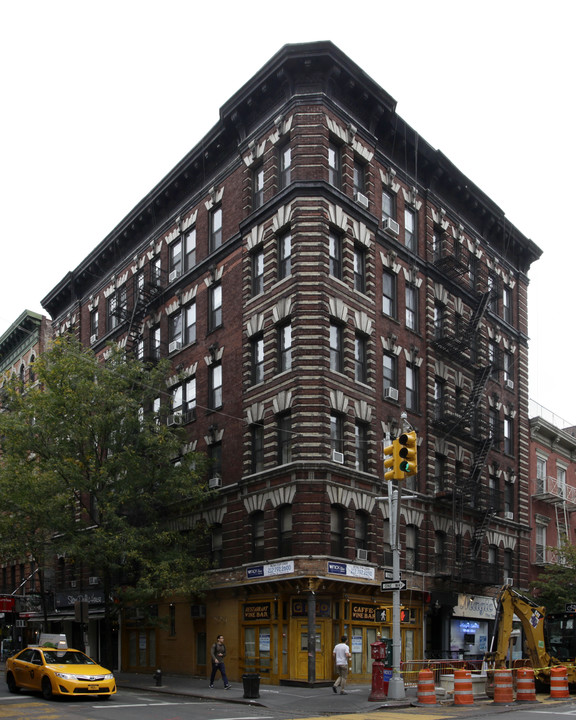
485 585 551 670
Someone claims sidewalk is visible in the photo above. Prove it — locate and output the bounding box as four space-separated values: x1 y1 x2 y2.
115 672 576 717
115 672 416 714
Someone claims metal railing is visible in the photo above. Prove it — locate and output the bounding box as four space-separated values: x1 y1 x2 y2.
400 659 484 686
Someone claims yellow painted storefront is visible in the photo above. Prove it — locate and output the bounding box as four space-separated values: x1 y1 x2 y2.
121 584 423 683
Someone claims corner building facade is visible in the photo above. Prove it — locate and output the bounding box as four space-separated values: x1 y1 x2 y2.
42 42 542 683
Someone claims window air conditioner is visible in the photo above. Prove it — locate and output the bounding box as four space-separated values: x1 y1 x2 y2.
356 548 368 561
383 217 400 237
384 387 399 401
332 450 345 464
169 269 180 283
89 576 99 585
209 476 222 489
505 379 514 390
504 511 514 520
90 334 98 344
354 192 369 209
167 413 183 427
191 604 206 618
168 340 182 353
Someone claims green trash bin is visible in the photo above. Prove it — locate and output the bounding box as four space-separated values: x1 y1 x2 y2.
242 673 260 698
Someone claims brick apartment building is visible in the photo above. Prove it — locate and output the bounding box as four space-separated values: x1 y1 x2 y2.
40 42 542 682
529 403 576 582
0 310 52 654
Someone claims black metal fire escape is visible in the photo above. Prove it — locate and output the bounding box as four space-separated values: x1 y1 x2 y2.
430 233 497 584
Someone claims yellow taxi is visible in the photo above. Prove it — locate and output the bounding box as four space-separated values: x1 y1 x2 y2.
6 644 116 700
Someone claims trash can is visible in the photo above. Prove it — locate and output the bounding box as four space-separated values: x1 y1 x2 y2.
242 673 260 698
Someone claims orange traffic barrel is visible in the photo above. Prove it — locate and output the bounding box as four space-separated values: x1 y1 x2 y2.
415 669 436 705
454 669 473 705
550 666 569 699
516 667 538 703
493 668 514 704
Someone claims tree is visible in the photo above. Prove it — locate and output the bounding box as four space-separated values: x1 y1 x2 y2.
530 540 576 613
0 335 210 667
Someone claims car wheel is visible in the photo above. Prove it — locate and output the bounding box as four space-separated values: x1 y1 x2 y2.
41 676 54 700
6 672 20 694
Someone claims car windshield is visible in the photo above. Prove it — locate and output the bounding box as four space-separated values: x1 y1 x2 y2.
42 650 96 665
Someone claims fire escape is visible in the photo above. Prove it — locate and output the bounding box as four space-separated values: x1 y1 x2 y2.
112 264 166 359
430 232 500 585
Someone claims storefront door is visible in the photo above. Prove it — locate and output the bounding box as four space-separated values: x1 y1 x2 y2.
296 620 327 680
350 626 380 677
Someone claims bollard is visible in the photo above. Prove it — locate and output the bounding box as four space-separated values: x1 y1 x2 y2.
453 669 473 705
516 667 538 703
550 666 569 700
415 669 436 705
153 668 162 687
493 668 514 704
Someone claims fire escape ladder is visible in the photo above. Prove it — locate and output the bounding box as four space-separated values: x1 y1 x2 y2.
460 290 491 346
125 275 164 355
461 365 492 426
471 508 495 559
556 503 569 546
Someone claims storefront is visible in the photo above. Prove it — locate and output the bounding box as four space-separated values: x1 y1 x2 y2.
451 594 496 660
236 559 423 684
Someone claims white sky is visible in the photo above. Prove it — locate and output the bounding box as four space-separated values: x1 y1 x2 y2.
1 1 574 423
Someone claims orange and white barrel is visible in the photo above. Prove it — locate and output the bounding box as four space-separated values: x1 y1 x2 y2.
453 669 473 705
415 669 436 705
516 667 537 703
493 668 514 704
550 666 569 699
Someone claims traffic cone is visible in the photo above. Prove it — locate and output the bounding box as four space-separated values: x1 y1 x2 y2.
550 666 569 699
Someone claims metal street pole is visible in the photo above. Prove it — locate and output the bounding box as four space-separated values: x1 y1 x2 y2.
387 481 405 699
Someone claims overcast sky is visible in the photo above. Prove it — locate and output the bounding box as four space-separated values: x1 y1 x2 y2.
1 1 574 423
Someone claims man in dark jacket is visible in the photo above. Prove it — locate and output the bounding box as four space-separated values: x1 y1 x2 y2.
209 634 231 689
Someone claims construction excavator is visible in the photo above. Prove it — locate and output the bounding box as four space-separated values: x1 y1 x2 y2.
485 584 576 688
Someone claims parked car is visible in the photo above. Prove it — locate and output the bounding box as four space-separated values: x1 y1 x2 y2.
6 645 116 700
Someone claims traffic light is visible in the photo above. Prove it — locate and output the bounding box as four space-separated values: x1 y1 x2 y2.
397 430 418 476
383 439 400 481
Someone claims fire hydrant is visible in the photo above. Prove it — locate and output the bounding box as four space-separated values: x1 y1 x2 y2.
153 668 162 686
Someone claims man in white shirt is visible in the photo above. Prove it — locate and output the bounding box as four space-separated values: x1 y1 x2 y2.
332 635 351 694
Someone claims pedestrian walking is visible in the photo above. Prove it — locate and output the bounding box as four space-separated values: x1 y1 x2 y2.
332 635 351 694
209 634 231 689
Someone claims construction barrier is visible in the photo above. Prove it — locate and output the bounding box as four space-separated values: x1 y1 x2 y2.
550 666 569 700
453 669 474 705
493 668 514 704
516 667 538 703
415 669 436 705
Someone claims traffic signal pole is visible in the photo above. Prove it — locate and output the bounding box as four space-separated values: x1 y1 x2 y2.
387 481 405 699
382 412 417 700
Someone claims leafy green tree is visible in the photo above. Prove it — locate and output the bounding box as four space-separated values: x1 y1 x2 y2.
0 336 210 667
530 540 576 613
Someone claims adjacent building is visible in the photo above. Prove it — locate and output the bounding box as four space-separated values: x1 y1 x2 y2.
529 402 576 581
0 310 52 655
39 42 542 681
